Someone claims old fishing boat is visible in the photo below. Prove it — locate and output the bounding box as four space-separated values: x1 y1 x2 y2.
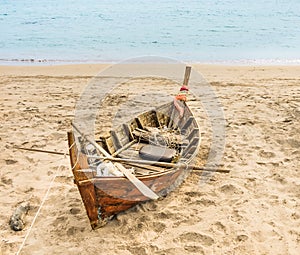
67 67 201 229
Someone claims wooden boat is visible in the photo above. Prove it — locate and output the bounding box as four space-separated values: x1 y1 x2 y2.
67 67 201 229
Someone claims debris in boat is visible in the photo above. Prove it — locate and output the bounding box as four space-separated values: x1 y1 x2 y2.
96 161 123 177
9 202 30 231
133 126 183 150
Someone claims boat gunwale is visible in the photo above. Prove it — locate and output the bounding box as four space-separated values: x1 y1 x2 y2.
72 101 200 181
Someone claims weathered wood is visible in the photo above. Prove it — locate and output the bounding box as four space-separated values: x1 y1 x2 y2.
68 131 80 172
13 146 68 156
183 66 192 86
104 137 116 155
67 67 222 229
124 162 167 174
125 162 229 175
67 131 99 228
86 155 229 173
186 128 200 142
135 117 144 129
111 139 136 157
77 181 99 229
123 123 134 141
72 123 111 157
182 137 199 157
72 123 160 200
181 116 195 135
110 130 122 150
114 163 159 200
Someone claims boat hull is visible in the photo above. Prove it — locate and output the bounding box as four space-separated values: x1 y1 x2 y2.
68 101 200 228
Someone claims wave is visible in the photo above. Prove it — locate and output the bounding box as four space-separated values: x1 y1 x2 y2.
1 57 300 66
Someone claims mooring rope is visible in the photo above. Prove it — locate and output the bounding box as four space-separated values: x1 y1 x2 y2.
16 148 70 255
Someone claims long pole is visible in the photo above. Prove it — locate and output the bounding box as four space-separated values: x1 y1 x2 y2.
87 155 230 173
12 146 68 156
12 146 229 174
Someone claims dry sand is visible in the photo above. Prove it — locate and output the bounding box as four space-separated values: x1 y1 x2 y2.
0 63 299 255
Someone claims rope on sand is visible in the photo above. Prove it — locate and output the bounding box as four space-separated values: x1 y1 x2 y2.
16 151 68 255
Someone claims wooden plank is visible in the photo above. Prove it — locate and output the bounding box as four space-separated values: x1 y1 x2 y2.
182 138 199 158
152 110 160 127
77 181 99 229
168 105 175 128
135 117 144 129
123 123 134 141
110 130 122 150
114 163 159 200
186 128 200 142
68 132 100 228
111 139 136 157
105 137 116 155
124 162 167 174
181 116 194 135
183 66 192 86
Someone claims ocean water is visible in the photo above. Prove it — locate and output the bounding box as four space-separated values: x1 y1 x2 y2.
0 0 299 64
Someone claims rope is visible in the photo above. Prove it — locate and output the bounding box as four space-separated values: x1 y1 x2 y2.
67 141 80 171
16 142 73 255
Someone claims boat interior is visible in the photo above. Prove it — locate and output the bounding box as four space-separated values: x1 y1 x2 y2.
75 102 200 177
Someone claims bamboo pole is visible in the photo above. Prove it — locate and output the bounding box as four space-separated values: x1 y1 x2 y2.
12 146 68 156
87 155 230 173
12 145 229 174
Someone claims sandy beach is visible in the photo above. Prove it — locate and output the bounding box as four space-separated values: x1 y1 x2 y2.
0 64 299 255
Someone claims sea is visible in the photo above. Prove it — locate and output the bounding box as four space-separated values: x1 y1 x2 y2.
0 0 299 65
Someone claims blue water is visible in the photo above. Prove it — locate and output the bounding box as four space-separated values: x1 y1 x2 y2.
0 0 299 64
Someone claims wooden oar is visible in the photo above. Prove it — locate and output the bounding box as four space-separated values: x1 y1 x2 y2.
72 123 159 200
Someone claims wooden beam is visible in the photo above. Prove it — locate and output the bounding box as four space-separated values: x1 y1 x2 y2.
135 117 144 129
13 146 68 156
181 116 194 135
123 124 134 141
111 139 136 157
110 130 122 150
87 155 230 173
183 66 192 86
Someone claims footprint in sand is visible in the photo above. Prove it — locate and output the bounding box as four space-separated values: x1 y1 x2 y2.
175 232 215 246
66 226 85 236
287 138 300 148
195 198 216 206
230 210 244 223
69 207 81 215
184 191 202 197
236 234 249 242
5 159 18 165
213 221 227 233
184 244 205 254
1 176 13 185
220 184 244 195
258 150 276 158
